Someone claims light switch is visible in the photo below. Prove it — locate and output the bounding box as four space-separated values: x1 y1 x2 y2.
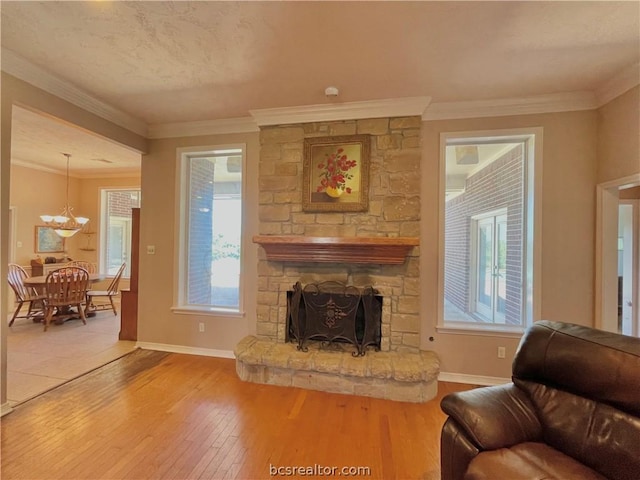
16 241 23 248
147 245 156 255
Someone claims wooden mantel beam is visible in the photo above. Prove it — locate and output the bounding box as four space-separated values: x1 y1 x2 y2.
252 235 419 265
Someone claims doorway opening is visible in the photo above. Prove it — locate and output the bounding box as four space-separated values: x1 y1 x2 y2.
596 175 640 337
6 105 141 406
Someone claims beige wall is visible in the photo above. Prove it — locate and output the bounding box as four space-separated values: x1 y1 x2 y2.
137 132 259 352
421 110 599 378
597 86 640 184
10 165 80 265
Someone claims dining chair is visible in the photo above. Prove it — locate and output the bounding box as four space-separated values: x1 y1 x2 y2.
43 267 90 331
85 263 126 316
7 263 46 326
65 260 97 273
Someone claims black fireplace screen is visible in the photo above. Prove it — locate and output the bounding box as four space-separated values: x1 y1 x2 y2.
286 281 382 356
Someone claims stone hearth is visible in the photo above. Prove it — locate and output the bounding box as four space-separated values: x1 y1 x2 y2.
235 336 440 403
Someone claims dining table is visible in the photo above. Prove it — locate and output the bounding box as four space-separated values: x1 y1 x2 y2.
24 273 107 322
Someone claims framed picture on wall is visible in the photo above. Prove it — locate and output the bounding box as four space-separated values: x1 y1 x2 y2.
34 225 64 253
302 135 370 212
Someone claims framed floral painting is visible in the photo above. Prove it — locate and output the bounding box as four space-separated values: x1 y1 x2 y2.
302 135 370 212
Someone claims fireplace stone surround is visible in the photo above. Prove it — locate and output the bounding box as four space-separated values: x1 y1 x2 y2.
234 116 440 402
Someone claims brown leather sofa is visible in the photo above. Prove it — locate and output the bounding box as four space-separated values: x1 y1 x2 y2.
440 321 640 480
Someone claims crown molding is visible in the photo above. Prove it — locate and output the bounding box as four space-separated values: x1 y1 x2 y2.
423 91 598 121
596 62 640 107
1 48 148 137
147 116 258 139
250 96 432 127
11 158 139 178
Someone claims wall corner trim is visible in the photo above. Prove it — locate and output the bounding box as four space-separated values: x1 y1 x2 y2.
438 372 510 387
250 96 432 126
135 342 236 359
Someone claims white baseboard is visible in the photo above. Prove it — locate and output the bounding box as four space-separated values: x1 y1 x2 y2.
438 372 510 386
1 402 14 417
135 342 235 359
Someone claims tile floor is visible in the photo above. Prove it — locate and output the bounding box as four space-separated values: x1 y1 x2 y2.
6 304 136 406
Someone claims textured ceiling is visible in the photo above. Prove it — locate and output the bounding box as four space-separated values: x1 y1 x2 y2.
10 106 141 177
1 1 639 173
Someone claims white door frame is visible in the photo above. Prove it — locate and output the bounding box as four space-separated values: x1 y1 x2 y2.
595 173 640 333
619 199 639 336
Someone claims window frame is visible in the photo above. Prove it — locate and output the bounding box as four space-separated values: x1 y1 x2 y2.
437 128 543 336
99 187 141 278
172 144 246 317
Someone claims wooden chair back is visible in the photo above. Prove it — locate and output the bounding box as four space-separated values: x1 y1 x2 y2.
65 261 97 273
107 263 126 295
7 263 35 302
45 267 90 307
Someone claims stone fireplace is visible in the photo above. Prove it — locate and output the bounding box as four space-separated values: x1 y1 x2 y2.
234 116 440 402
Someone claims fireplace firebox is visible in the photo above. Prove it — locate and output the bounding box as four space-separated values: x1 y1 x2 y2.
286 281 382 356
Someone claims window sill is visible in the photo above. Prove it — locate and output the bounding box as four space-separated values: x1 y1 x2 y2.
437 322 525 338
171 306 245 318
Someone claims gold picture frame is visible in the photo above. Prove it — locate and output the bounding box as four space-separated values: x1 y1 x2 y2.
302 135 370 212
35 225 65 253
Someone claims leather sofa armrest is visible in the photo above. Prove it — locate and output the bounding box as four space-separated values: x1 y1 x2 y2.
440 383 542 451
441 418 480 480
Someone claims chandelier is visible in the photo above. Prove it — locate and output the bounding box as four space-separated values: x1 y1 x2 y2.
40 153 89 238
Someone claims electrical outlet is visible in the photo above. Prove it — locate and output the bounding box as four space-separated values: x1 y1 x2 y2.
198 322 205 333
147 245 155 255
497 346 506 359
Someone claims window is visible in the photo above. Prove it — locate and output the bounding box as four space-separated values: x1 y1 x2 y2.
175 145 244 314
440 130 541 333
100 189 141 277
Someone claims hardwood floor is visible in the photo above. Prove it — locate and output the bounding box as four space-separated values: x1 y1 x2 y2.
1 349 475 480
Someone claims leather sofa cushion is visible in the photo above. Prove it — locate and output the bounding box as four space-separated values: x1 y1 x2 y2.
513 321 640 416
464 442 607 480
515 379 640 480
